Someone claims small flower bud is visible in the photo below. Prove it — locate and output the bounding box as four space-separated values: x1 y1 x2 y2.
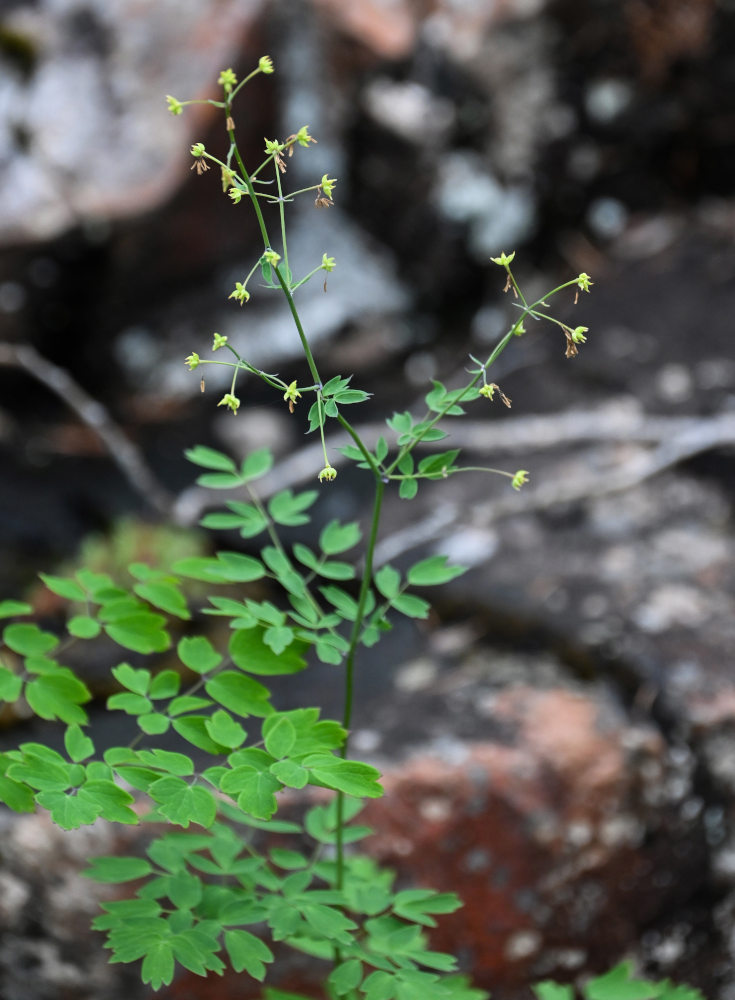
228 187 243 204
295 126 316 147
283 380 301 413
491 251 516 267
217 392 240 415
321 253 336 272
263 249 281 266
259 55 274 74
576 272 593 293
166 95 183 116
320 174 336 199
478 382 510 406
318 465 337 483
218 68 238 93
190 142 209 175
228 282 250 305
212 332 228 351
511 470 529 491
184 352 200 370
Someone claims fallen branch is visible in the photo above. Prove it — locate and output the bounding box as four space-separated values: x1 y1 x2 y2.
0 342 172 516
173 406 735 528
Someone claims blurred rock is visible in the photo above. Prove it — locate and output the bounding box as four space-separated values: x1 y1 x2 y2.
364 683 705 991
0 811 145 1000
0 0 265 244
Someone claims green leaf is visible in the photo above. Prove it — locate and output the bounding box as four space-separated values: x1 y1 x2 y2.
0 666 22 702
241 448 273 482
387 411 413 434
270 759 308 788
533 985 575 1000
0 600 32 619
263 715 296 759
84 856 153 883
418 449 460 477
214 552 266 583
149 669 181 699
391 593 431 619
26 673 90 724
104 614 170 655
170 557 230 582
206 710 247 749
269 847 309 870
172 716 230 754
268 489 318 527
107 691 152 715
112 662 151 695
185 445 237 472
319 520 361 555
178 636 222 673
319 586 359 621
134 581 190 620
393 889 462 927
407 555 467 587
166 870 203 909
137 749 194 775
264 625 294 655
399 478 418 500
225 929 274 980
328 959 363 995
168 695 212 716
0 773 35 813
138 713 171 735
375 565 400 599
141 939 175 991
39 573 87 601
304 755 383 798
363 970 396 1000
333 388 370 405
226 769 281 820
36 789 102 829
149 777 217 828
65 725 94 762
585 963 660 1000
3 623 58 656
229 627 307 676
205 671 272 717
67 615 101 639
196 471 248 489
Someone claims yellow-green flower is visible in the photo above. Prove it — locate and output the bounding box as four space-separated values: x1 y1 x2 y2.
283 380 301 413
212 332 228 350
511 470 529 491
218 68 238 93
218 392 240 414
259 55 274 74
166 95 183 116
228 282 250 305
318 465 337 483
490 251 515 267
184 352 200 370
576 272 593 293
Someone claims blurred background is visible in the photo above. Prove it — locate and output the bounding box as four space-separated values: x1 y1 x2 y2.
1 0 735 998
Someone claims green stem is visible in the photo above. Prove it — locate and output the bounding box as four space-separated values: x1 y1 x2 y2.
335 476 385 894
226 106 271 249
275 164 289 276
272 268 322 387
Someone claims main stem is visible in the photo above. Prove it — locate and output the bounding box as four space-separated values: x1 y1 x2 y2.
335 476 385 893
